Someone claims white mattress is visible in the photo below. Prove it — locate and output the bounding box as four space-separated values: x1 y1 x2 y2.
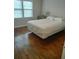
27 19 65 39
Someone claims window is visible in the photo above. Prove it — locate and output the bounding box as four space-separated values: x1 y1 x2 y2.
14 0 33 18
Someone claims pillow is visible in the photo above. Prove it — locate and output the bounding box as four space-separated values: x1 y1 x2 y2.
53 17 64 23
54 17 63 21
46 16 54 20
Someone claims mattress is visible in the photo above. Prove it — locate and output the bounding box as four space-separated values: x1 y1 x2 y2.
27 19 65 39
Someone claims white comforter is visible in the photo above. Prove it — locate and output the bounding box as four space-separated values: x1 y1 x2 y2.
27 19 65 39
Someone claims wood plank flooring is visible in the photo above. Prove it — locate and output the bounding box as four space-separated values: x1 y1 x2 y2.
14 27 65 59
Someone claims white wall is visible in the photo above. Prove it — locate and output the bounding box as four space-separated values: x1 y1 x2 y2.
14 18 32 28
14 0 42 28
42 0 65 18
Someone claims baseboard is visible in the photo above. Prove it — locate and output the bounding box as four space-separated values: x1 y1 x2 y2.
14 25 27 28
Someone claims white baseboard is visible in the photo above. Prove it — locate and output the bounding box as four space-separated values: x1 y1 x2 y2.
14 25 27 28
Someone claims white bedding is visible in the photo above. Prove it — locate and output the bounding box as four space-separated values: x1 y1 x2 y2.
27 19 65 39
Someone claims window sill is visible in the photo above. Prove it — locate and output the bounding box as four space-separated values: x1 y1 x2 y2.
14 17 33 20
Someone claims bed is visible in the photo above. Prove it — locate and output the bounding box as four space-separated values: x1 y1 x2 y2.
27 17 65 39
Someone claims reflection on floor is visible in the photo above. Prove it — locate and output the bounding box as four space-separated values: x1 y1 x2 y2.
14 27 65 59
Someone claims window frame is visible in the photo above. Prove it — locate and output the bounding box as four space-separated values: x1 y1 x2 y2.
14 0 33 19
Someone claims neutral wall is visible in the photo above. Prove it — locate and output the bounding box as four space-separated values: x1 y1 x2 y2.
14 0 42 28
14 18 32 28
42 0 65 18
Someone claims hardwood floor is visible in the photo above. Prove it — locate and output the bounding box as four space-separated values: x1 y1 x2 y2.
14 27 65 59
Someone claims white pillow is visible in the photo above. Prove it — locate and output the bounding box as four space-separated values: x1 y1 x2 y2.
54 17 63 22
46 16 54 20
